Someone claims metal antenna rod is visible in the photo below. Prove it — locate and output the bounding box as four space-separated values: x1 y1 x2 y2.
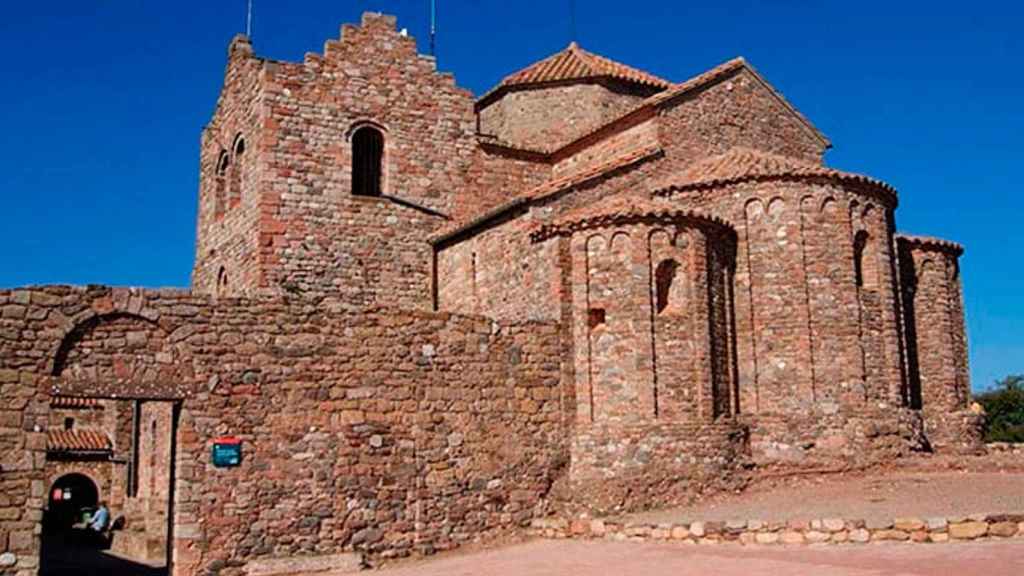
430 0 437 56
246 0 253 37
569 0 577 43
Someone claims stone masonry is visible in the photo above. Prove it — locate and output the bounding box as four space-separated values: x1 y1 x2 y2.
0 11 977 576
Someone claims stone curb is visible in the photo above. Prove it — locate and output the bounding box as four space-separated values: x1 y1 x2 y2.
528 513 1024 546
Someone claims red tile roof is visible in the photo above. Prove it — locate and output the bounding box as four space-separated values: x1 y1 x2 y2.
432 143 663 245
50 396 102 409
479 42 670 106
896 234 964 255
478 57 828 160
653 147 896 202
47 429 112 453
532 193 732 242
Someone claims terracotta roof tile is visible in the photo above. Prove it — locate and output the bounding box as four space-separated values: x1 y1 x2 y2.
653 147 896 201
896 234 964 255
532 193 732 242
503 42 670 89
646 57 747 108
479 42 670 105
47 429 112 453
50 396 102 409
481 56 827 162
432 143 663 245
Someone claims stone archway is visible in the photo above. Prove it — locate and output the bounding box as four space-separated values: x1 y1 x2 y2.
45 473 99 531
43 310 188 575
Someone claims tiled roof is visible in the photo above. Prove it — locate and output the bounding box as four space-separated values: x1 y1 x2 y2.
479 42 670 105
896 234 964 255
653 147 897 201
50 396 102 409
644 57 828 148
532 193 732 242
479 57 828 160
645 57 747 108
432 143 663 245
47 429 112 453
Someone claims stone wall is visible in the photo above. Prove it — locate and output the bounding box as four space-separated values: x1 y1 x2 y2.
530 511 1024 546
193 13 481 309
655 66 828 164
435 212 562 322
897 236 979 451
657 179 913 461
439 135 929 469
478 80 656 152
460 146 550 221
0 358 47 576
113 401 174 563
568 422 748 515
0 285 566 576
192 35 265 296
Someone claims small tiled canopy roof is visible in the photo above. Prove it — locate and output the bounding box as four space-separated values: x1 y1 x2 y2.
47 429 112 453
532 194 732 241
479 42 670 106
653 147 897 201
50 396 102 409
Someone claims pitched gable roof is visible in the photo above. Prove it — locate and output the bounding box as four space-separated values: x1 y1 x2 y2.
478 57 830 159
654 147 896 201
478 42 670 107
647 58 830 149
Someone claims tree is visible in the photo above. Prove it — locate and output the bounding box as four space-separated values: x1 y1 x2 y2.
975 375 1024 442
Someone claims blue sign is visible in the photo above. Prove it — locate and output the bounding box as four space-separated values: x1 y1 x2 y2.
212 437 242 467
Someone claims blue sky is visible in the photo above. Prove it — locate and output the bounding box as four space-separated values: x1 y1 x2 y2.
0 1 1019 389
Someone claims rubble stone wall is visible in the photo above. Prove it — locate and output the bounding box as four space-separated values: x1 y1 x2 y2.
897 238 977 451
655 66 828 164
436 215 562 322
478 80 655 152
568 422 749 515
658 179 915 462
194 14 483 308
0 286 566 576
530 511 1024 546
192 35 265 296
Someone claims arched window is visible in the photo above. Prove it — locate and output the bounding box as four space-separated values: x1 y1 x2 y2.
214 150 230 219
352 126 384 196
853 230 878 289
655 258 679 311
230 135 245 209
216 267 229 297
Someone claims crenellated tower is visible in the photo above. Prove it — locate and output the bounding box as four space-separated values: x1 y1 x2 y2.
192 13 479 308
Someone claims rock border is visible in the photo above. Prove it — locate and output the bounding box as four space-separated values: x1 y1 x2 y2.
529 513 1024 546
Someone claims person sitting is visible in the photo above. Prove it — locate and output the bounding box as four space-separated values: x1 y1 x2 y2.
88 501 110 533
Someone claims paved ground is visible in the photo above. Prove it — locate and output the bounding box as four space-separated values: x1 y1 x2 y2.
40 531 165 576
625 471 1024 524
376 538 1024 575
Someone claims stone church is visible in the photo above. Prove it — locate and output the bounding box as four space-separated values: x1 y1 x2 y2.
0 12 977 576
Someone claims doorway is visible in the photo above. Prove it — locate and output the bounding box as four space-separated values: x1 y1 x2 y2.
46 473 99 531
40 396 180 576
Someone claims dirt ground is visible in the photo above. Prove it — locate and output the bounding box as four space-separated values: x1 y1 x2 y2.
374 538 1024 576
623 470 1024 525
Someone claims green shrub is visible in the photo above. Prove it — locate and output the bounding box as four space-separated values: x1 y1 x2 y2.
975 375 1024 443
